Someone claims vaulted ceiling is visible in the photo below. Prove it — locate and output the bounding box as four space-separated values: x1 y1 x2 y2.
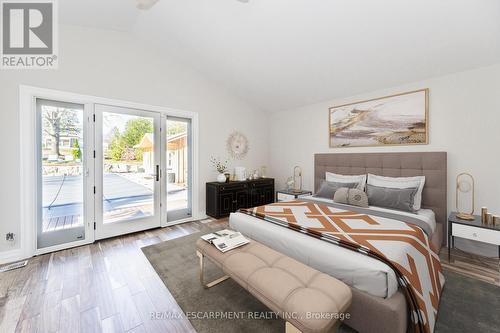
61 0 500 111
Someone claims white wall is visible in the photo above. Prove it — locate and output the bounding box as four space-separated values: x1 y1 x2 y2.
1 24 498 259
268 63 500 256
0 25 269 254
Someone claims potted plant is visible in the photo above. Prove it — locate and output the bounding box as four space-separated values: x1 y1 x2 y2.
210 156 229 183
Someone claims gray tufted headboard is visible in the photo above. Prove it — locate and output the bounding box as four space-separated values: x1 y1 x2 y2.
314 152 447 234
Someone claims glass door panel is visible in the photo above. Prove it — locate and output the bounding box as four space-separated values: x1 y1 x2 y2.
36 99 90 249
95 104 161 239
166 117 192 222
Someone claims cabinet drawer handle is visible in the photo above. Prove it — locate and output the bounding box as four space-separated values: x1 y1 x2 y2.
232 200 237 203
472 232 478 238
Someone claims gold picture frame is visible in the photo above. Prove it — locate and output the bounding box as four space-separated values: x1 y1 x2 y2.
329 89 429 148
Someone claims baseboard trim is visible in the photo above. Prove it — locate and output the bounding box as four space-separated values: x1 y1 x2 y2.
0 248 29 265
197 211 208 220
1 213 209 265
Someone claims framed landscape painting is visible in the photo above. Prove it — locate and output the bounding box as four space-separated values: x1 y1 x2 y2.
329 89 429 148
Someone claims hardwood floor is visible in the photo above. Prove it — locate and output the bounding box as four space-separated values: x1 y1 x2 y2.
440 247 500 286
0 218 228 333
2 218 498 333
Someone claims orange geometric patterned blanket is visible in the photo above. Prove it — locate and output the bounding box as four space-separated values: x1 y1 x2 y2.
240 200 445 333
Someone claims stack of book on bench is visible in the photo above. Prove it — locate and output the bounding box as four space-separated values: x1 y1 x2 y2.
201 229 249 253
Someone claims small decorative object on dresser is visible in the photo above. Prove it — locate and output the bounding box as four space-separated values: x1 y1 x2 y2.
206 178 274 219
455 172 475 220
234 166 246 181
485 213 493 225
481 207 488 223
276 189 312 202
210 156 229 183
448 212 500 262
260 166 267 178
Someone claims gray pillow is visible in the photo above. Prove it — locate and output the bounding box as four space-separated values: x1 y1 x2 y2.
334 188 369 208
315 180 358 199
366 184 418 213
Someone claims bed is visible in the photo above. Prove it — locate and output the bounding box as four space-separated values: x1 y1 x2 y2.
229 152 447 333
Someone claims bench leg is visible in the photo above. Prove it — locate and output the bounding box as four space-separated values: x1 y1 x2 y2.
285 322 302 333
285 320 341 333
196 250 229 289
331 321 341 332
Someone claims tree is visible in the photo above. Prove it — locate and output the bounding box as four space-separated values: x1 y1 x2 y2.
42 106 80 157
72 140 82 160
108 127 124 161
122 118 153 147
108 119 152 161
167 121 187 136
123 118 153 161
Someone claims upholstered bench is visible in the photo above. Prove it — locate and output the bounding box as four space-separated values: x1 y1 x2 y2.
196 238 352 333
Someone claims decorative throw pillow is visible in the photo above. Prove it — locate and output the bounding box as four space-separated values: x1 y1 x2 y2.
325 172 367 191
333 188 369 208
367 174 425 211
366 184 418 213
316 180 358 199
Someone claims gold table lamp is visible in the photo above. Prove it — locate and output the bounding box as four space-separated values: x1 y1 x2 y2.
456 173 475 220
293 166 302 193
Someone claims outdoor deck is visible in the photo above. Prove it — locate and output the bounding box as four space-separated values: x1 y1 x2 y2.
42 203 154 232
41 173 188 233
43 214 83 232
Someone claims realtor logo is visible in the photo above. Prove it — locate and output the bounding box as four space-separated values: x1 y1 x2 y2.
1 0 58 69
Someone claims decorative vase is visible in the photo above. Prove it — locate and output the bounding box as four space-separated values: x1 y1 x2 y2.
217 173 226 183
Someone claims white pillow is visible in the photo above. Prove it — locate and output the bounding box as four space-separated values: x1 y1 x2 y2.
367 174 425 211
325 172 367 191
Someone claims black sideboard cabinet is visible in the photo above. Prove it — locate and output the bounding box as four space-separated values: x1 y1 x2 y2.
206 178 274 219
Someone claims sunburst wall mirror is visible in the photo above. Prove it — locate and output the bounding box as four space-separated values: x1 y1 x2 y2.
227 131 249 160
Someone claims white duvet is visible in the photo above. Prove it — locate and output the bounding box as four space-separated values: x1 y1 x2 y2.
229 196 436 299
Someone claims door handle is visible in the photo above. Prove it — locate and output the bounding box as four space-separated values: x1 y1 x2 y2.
155 165 160 181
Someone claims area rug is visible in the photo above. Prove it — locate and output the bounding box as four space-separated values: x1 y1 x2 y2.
142 227 284 333
142 229 500 333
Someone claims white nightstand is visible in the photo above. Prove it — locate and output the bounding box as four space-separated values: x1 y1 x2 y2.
448 212 500 262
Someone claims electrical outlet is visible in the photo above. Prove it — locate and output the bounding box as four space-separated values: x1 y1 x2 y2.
6 232 14 241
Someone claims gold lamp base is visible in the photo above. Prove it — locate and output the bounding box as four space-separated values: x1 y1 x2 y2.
456 213 475 221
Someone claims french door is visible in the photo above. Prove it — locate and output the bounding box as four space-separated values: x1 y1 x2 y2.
94 105 161 240
34 94 195 252
164 116 193 223
36 98 94 250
